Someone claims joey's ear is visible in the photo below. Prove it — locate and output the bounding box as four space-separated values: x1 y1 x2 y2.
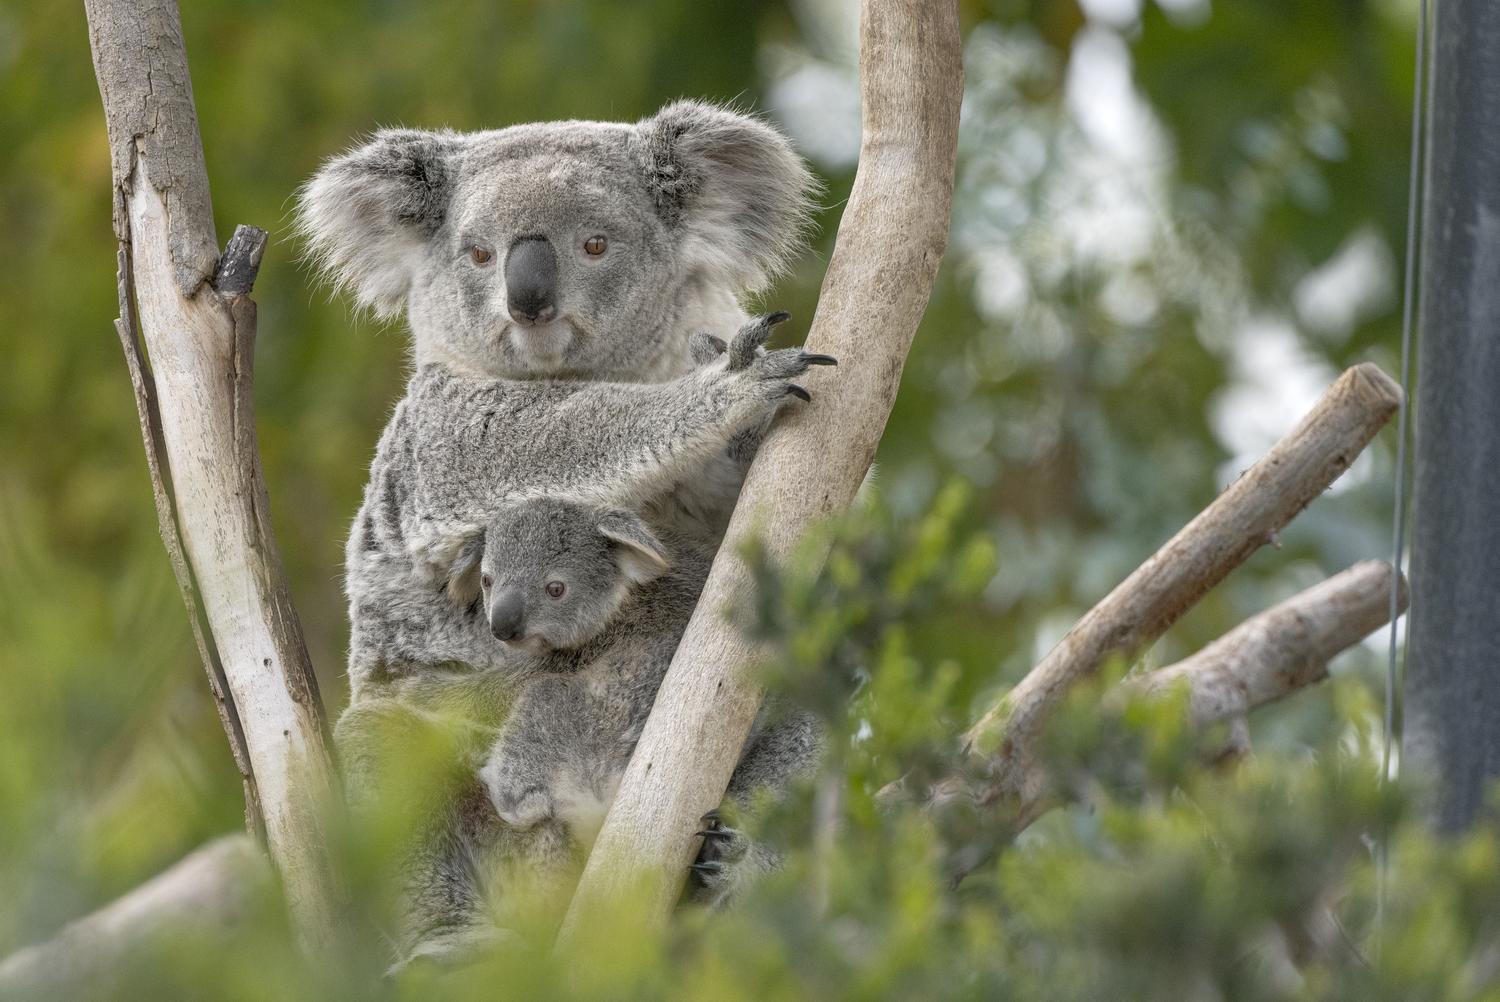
444 532 486 608
636 100 819 293
297 128 465 318
598 511 671 585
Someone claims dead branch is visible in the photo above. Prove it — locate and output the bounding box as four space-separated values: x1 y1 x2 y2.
0 836 269 998
560 0 964 940
963 363 1402 810
85 0 339 944
1133 560 1408 728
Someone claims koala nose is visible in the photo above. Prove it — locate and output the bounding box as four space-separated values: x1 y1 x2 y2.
505 236 558 326
488 588 525 642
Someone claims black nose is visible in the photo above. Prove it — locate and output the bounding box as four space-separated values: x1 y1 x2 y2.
505 236 558 326
489 588 525 642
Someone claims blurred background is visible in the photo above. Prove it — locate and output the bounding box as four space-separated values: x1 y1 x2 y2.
0 0 1417 954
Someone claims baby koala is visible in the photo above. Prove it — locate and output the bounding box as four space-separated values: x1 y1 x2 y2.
455 496 704 835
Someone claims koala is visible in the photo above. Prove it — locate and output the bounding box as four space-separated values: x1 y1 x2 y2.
452 497 680 832
301 101 829 964
465 495 819 896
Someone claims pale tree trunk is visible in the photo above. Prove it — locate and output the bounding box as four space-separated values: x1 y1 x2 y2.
83 0 340 946
560 0 966 941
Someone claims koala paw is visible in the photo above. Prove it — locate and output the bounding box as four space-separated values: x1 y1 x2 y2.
489 783 553 830
687 809 780 908
721 312 837 406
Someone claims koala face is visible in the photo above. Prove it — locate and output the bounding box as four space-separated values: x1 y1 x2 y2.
299 102 817 381
453 498 669 653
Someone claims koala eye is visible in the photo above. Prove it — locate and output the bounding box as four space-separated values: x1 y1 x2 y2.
469 246 494 266
545 581 566 599
480 573 493 589
583 235 608 257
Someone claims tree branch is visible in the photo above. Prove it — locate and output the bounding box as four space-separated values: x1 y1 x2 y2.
0 836 269 998
560 0 964 940
85 0 340 945
1133 560 1409 729
963 363 1402 809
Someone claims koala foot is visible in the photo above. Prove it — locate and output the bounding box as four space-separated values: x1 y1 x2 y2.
688 809 780 908
489 784 553 830
702 313 837 407
388 923 515 976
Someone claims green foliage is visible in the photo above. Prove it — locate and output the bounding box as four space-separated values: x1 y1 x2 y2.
3 0 1482 997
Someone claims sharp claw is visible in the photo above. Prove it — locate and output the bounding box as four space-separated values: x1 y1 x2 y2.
700 809 721 827
695 829 733 841
765 311 791 326
690 862 723 876
786 384 811 402
801 353 838 366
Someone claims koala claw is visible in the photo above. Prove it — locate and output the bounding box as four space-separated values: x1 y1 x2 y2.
785 384 811 403
800 353 838 367
689 861 725 877
726 312 792 371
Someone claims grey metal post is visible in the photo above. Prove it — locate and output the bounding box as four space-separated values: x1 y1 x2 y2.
1404 0 1500 831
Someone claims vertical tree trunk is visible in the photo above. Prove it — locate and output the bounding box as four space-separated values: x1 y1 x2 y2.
1403 0 1500 832
560 0 965 940
84 0 340 945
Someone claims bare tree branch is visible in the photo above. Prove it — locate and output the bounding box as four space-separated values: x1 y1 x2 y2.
0 836 269 998
1133 560 1409 728
85 0 340 944
560 0 965 940
963 363 1402 810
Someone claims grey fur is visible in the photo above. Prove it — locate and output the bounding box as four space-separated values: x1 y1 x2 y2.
298 100 819 382
305 101 827 966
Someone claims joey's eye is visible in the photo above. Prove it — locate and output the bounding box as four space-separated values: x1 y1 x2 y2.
545 581 566 599
480 573 493 589
583 235 608 257
469 246 494 266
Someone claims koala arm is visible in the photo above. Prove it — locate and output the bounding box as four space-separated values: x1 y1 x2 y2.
405 314 833 566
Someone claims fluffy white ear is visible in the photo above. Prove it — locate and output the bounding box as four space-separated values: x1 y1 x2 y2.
597 511 671 585
636 100 820 293
444 531 486 608
296 128 465 318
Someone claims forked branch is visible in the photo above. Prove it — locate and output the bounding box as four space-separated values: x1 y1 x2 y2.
560 0 965 941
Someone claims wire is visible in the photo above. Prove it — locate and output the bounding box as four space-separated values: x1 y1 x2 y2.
1377 0 1432 955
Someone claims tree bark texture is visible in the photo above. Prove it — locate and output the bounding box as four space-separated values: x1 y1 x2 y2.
84 0 340 945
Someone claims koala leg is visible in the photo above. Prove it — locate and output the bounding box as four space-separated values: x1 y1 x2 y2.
686 702 824 907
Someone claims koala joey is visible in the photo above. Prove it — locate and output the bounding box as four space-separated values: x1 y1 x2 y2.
463 494 821 907
443 497 683 832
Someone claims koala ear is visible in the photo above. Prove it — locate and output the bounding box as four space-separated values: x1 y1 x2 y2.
297 128 464 318
598 511 671 585
637 100 819 293
444 531 486 608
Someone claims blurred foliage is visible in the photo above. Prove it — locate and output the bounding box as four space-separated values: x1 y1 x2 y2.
1 0 1473 995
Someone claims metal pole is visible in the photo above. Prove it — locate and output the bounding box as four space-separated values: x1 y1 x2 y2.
1404 0 1500 832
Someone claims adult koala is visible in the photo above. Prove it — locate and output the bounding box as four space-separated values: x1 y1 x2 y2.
299 101 821 963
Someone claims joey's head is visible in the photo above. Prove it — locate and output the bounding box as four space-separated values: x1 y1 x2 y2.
298 101 818 381
448 498 669 653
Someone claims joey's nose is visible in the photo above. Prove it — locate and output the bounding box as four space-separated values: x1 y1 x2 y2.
505 236 558 326
489 589 525 642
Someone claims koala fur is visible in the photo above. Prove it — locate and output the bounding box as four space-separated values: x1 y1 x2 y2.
298 101 817 384
302 101 827 964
